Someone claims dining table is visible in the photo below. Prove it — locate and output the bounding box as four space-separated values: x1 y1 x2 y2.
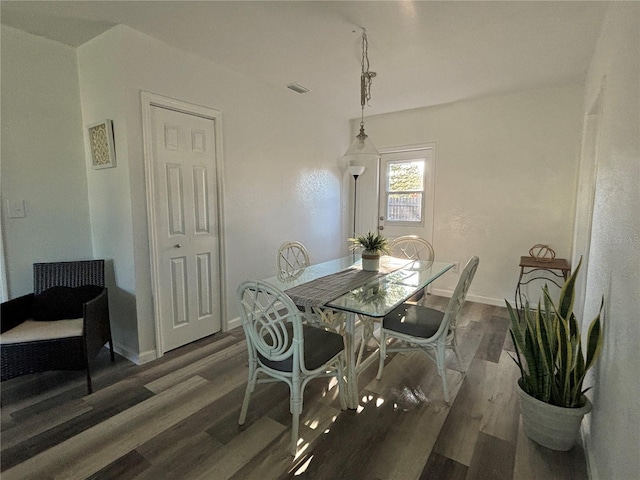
262 255 454 409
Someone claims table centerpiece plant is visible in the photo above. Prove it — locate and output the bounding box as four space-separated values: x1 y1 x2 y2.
505 258 604 451
349 231 391 272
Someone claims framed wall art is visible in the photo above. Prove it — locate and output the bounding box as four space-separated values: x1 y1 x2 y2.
88 120 116 169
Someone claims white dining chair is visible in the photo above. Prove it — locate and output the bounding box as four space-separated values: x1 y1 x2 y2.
277 241 310 279
376 256 479 403
276 241 345 333
389 235 435 304
237 280 346 456
389 235 435 263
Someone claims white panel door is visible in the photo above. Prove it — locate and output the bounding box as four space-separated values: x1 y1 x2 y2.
151 106 221 352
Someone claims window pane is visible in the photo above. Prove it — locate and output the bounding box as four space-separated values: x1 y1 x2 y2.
387 193 423 222
388 161 424 192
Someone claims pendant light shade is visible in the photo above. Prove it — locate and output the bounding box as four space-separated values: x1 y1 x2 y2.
343 125 380 163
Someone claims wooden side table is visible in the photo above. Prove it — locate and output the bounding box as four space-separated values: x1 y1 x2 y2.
515 256 571 313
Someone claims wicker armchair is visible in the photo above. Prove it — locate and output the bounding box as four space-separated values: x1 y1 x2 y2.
0 260 114 393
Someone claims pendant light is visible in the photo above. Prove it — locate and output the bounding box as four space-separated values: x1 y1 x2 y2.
343 29 380 163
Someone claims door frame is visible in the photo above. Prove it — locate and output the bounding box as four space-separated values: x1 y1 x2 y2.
141 91 227 357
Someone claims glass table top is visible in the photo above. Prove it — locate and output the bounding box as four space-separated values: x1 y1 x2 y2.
263 255 453 318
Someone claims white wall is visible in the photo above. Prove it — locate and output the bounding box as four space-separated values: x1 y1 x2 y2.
358 85 583 305
76 29 139 359
580 3 640 479
0 26 93 296
77 25 351 361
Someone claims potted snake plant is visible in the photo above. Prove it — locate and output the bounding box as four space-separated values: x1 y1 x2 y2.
349 231 391 272
505 258 603 451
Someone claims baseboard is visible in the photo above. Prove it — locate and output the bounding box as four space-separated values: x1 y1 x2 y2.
225 315 242 331
113 343 157 366
430 288 505 307
137 349 158 365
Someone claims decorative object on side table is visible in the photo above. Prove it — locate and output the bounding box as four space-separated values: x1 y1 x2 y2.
349 231 390 272
529 243 556 262
505 258 603 451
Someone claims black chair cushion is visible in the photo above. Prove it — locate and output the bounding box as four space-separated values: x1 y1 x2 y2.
258 324 344 372
382 303 445 339
32 285 104 321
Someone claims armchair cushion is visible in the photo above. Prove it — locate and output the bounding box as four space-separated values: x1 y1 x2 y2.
0 319 83 344
32 285 103 321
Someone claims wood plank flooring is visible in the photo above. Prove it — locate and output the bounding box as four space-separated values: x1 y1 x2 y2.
0 297 589 479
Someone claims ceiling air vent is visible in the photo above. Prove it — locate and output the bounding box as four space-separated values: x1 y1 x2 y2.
286 83 310 94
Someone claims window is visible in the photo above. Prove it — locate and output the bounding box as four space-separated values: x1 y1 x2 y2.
385 159 426 224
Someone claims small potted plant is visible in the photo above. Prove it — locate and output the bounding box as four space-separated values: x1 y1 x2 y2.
349 231 391 272
505 258 603 451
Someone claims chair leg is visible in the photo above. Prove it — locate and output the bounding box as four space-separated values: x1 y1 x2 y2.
109 339 115 362
436 344 450 403
453 345 463 372
86 365 93 395
290 408 301 456
336 357 347 411
451 338 463 372
376 330 387 380
290 379 303 456
239 364 258 425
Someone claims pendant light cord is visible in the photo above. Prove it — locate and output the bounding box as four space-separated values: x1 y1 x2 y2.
359 30 376 129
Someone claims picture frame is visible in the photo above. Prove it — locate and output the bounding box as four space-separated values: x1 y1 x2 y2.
88 120 116 169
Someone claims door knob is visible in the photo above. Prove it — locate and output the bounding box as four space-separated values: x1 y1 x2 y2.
175 244 182 248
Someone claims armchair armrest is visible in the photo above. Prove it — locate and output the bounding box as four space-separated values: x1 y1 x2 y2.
1 294 34 333
83 288 112 359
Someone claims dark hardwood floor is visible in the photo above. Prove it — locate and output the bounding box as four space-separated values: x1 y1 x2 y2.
0 297 589 479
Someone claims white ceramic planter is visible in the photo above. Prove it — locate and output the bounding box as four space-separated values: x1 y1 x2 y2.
361 251 380 272
516 381 591 451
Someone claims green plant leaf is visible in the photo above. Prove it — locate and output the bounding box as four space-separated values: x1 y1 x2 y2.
584 297 604 373
349 231 391 254
554 315 572 406
507 303 526 354
571 340 586 407
508 337 526 380
523 308 543 399
542 288 557 353
506 301 527 379
558 258 581 319
534 302 553 401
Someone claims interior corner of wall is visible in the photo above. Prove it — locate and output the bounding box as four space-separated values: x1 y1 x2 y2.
112 342 157 366
581 423 598 480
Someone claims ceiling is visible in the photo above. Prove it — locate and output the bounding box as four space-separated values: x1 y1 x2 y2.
1 1 609 119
